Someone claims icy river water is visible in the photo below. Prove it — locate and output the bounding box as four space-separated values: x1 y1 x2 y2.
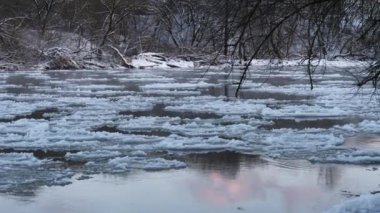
0 65 379 212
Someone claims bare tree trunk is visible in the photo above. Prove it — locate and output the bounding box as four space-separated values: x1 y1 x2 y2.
223 0 229 56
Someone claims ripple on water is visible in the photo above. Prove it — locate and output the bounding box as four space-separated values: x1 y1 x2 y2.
344 135 380 150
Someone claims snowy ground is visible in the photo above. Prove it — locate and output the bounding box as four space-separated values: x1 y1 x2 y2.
0 63 379 210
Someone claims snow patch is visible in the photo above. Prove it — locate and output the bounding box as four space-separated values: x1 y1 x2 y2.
131 53 194 69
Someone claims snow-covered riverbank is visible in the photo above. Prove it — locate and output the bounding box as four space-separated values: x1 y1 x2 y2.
1 47 375 72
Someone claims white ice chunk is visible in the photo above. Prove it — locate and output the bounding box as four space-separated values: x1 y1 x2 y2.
326 194 380 213
108 156 186 171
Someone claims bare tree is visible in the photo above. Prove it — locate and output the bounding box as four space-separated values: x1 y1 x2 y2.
30 0 61 36
232 0 380 95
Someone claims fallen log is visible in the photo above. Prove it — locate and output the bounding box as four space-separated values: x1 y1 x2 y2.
108 45 135 69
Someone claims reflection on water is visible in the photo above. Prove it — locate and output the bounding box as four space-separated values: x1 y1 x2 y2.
0 152 379 213
201 85 311 101
6 75 45 86
185 152 339 211
185 151 266 179
261 118 363 130
120 103 222 120
344 135 380 150
185 154 379 213
251 76 310 86
0 108 60 123
93 124 172 137
317 166 341 190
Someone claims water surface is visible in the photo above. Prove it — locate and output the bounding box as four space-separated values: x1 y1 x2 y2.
1 152 379 213
0 66 379 212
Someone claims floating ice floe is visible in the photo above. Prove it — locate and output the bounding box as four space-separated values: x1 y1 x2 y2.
108 156 186 172
249 59 370 68
310 150 380 164
325 194 380 213
65 150 122 160
0 153 45 167
338 120 380 134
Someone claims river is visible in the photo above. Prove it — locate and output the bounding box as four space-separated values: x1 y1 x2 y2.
0 65 379 212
